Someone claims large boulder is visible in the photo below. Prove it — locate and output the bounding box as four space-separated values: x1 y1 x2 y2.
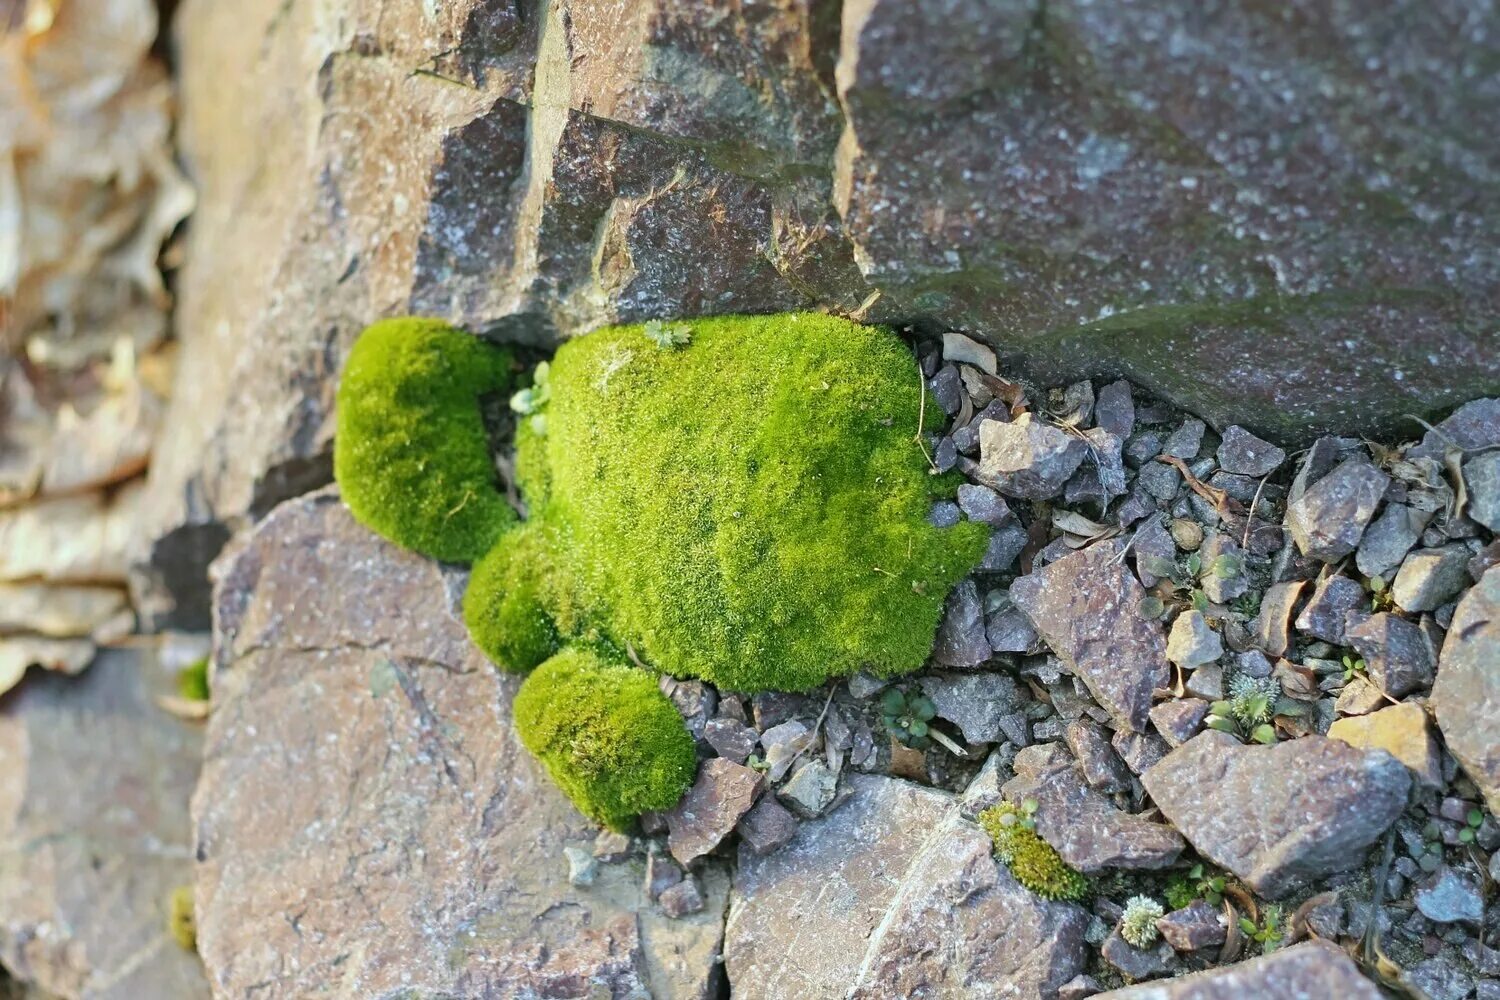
0 648 206 999
193 488 727 998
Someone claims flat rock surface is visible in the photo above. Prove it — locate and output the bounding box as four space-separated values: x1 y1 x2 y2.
1003 762 1183 873
1011 540 1168 732
1098 941 1380 998
0 648 207 1000
725 773 1087 999
194 489 726 999
1142 732 1410 898
1433 566 1500 811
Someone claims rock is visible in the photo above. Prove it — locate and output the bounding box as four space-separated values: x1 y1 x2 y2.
1295 575 1366 644
846 670 889 700
194 490 727 998
1403 957 1475 1000
930 366 965 414
778 760 836 819
0 583 129 639
1169 518 1204 552
1218 426 1286 477
647 850 685 900
659 875 707 920
1434 566 1500 811
1132 515 1177 588
1410 399 1500 460
564 845 598 886
0 647 206 1000
1149 699 1209 748
1391 544 1473 612
1060 973 1105 1000
933 578 993 667
1167 611 1222 669
1335 676 1388 716
593 830 632 862
987 604 1040 654
1198 532 1249 604
1113 729 1171 776
736 795 799 857
1101 929 1176 981
1346 612 1435 698
943 332 997 374
1413 867 1484 925
921 672 1023 745
1137 461 1182 500
1163 420 1205 461
662 676 718 739
978 414 1089 501
703 717 758 764
957 483 1013 527
929 500 962 528
752 691 817 731
980 520 1031 574
760 720 814 782
1142 732 1410 897
1357 503 1433 579
1096 381 1135 440
1097 941 1381 998
1467 451 1500 531
1253 580 1307 658
1184 664 1224 701
1065 720 1132 794
1328 703 1442 788
1284 460 1390 562
1002 762 1183 873
726 774 1087 998
667 758 764 865
1155 901 1226 952
1011 541 1170 733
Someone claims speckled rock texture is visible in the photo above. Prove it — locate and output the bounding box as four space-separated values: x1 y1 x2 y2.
1097 941 1382 999
143 0 1500 623
194 488 727 999
1434 566 1500 812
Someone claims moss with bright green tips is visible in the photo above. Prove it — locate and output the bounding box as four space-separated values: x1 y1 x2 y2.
513 647 696 831
462 520 561 673
978 802 1089 902
334 317 516 563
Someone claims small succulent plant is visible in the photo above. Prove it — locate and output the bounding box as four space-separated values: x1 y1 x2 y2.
1205 673 1282 744
1119 894 1165 949
1459 807 1485 845
1239 903 1285 954
643 319 692 349
1341 652 1367 685
509 360 551 435
880 687 937 748
978 800 1089 902
1138 549 1242 618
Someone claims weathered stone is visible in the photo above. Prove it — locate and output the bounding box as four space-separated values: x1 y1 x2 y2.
1155 901 1226 953
564 845 598 886
1137 461 1182 501
1284 460 1390 562
667 758 763 865
726 774 1087 999
593 830 633 862
944 333 997 374
736 795 798 857
930 366 965 415
1113 729 1171 776
1132 516 1177 588
957 483 1013 527
1433 567 1500 811
1003 763 1183 874
1098 941 1381 999
1065 720 1131 795
1011 541 1169 733
1198 532 1248 605
760 720 814 782
979 520 1030 574
702 716 758 764
1403 957 1475 1000
1410 399 1500 460
1414 867 1484 925
1347 612 1435 698
1392 545 1473 612
1167 611 1222 669
1218 426 1286 478
1335 676 1389 716
0 583 129 639
1466 451 1500 531
194 490 727 998
1253 580 1306 658
1328 703 1441 789
1060 973 1105 1000
1149 699 1209 748
1163 420 1205 461
1101 929 1176 982
929 500 962 528
777 760 836 819
978 414 1088 501
921 672 1023 746
1184 664 1224 702
1295 575 1366 645
1142 732 1410 898
986 604 1039 654
662 676 718 740
1096 381 1135 440
0 648 206 1000
933 578 993 667
1357 503 1433 579
646 850 685 900
659 876 706 919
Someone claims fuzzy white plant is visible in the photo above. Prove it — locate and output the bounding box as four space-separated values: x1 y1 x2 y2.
1119 894 1165 949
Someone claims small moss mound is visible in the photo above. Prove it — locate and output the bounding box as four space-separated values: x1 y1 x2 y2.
177 656 210 702
334 317 515 563
462 520 561 673
166 884 196 951
504 312 988 691
978 802 1089 902
513 647 696 831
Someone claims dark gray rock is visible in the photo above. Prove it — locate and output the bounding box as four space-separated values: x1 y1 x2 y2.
1132 515 1177 589
1346 612 1435 698
1357 503 1433 579
1155 901 1226 952
1198 532 1249 604
1295 575 1366 644
1410 399 1500 460
1392 544 1474 612
1096 381 1135 440
929 366 965 415
1167 611 1222 669
1003 762 1183 873
667 758 763 865
1149 699 1209 748
934 578 993 667
1011 541 1169 733
1414 867 1484 925
1097 941 1381 998
1284 460 1391 562
1142 732 1410 898
1065 720 1132 794
1218 426 1286 477
659 876 706 919
1113 729 1171 776
736 796 798 857
978 414 1089 501
929 500 962 528
726 774 1087 999
957 483 1013 527
1137 461 1182 501
703 717 758 764
980 520 1030 574
1163 420 1205 461
1434 566 1500 811
1184 664 1224 701
1467 451 1500 531
1101 929 1176 981
987 603 1040 654
921 672 1023 746
1404 957 1476 1000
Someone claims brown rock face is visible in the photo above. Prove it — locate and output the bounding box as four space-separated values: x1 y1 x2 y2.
194 489 726 999
151 0 1500 622
0 649 206 999
1098 941 1381 999
1433 566 1500 812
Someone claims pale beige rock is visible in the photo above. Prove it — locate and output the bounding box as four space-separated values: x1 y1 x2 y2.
0 483 143 584
1329 702 1442 789
0 584 128 638
0 637 94 696
39 385 159 496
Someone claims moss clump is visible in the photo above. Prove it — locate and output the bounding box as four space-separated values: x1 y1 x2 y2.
978 802 1089 902
178 656 210 702
462 520 561 673
513 647 695 831
490 312 988 692
166 884 196 951
334 317 515 563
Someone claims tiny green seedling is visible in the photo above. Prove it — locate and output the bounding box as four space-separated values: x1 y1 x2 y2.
643 319 692 349
1459 807 1485 845
1239 903 1285 954
1165 861 1227 910
1341 653 1367 685
509 360 551 436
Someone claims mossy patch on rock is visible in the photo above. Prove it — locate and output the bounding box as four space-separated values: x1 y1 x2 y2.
513 647 697 831
979 802 1089 902
334 317 516 563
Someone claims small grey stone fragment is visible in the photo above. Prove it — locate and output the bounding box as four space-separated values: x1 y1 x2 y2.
1392 544 1473 612
978 413 1089 500
1346 612 1434 698
658 875 705 918
1198 532 1248 604
1284 459 1390 562
1155 900 1226 952
846 670 888 699
957 483 1013 526
1065 719 1132 794
986 603 1038 653
1167 611 1222 669
942 332 997 374
1100 942 1382 999
1466 451 1500 531
1163 419 1205 460
1137 461 1181 500
778 760 836 818
1096 381 1134 440
1112 729 1170 775
1184 664 1223 701
1409 398 1500 459
645 850 683 900
1101 929 1175 981
1059 973 1104 1000
1414 867 1484 924
666 758 763 865
980 520 1029 573
593 830 632 862
921 672 1022 745
564 845 597 886
933 578 992 667
1218 425 1286 477
928 365 963 415
1132 515 1177 588
1335 676 1388 716
1403 957 1475 1000
760 720 813 781
1296 575 1365 644
1357 503 1431 578
1150 699 1209 747
736 795 798 856
703 717 758 764
928 499 961 527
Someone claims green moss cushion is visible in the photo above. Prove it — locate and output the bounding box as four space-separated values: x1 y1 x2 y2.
500 312 989 692
462 520 561 673
514 648 696 831
334 317 516 563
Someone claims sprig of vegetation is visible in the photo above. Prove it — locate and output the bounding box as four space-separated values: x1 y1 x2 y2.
643 319 692 349
1205 674 1281 744
1239 903 1285 954
1164 862 1228 910
978 800 1089 902
509 360 551 435
1119 895 1165 948
880 687 936 747
1138 549 1241 618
